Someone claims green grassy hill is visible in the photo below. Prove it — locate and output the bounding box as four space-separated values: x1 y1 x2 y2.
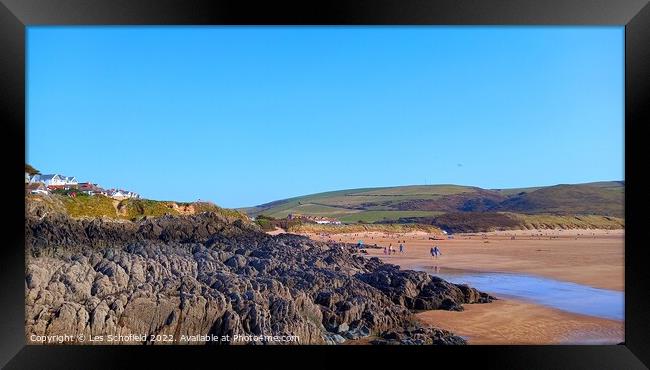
241 181 624 227
494 184 623 217
243 184 483 220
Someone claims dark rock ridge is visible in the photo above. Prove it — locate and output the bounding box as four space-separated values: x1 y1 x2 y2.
25 205 494 345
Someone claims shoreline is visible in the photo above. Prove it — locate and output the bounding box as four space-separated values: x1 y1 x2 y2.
297 228 624 344
299 228 624 291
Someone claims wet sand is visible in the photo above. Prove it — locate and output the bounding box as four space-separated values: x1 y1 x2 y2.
416 298 623 345
302 228 624 344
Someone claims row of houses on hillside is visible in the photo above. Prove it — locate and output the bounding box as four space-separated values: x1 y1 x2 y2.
25 172 140 199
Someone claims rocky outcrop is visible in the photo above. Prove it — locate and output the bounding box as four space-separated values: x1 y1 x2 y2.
356 263 493 311
25 207 494 345
371 327 467 345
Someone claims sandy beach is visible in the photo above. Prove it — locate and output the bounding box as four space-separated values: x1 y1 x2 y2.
305 229 624 291
417 298 623 344
302 228 624 344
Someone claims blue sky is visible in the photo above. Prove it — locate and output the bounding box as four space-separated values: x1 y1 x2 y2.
27 27 624 208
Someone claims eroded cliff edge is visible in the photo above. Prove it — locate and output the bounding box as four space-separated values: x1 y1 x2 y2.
25 198 494 345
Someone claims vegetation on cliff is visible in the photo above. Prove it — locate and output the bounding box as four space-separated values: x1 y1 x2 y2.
26 194 248 223
25 163 40 176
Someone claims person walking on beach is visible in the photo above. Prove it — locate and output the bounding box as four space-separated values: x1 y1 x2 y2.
430 247 436 258
383 246 388 255
434 245 441 258
399 243 404 253
388 244 393 255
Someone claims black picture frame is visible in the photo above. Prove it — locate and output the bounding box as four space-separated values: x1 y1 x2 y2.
1 0 648 368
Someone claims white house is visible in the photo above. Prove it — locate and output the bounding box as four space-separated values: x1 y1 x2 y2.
106 189 140 200
107 189 126 199
30 174 78 187
60 175 78 186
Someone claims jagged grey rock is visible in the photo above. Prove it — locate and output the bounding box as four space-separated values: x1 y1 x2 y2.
25 203 494 345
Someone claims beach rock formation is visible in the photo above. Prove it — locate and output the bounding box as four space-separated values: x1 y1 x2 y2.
356 263 493 311
25 202 494 345
371 327 467 345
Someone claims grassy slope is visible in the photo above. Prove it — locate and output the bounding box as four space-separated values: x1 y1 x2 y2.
395 212 624 233
338 210 444 223
494 181 624 196
287 223 443 235
34 194 248 222
60 195 120 218
353 185 472 196
118 198 179 220
245 185 479 218
505 213 624 230
183 201 248 220
242 182 624 226
266 203 361 219
496 184 624 217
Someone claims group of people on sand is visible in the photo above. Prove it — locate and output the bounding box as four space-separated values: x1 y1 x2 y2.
383 242 406 255
378 241 442 258
335 233 444 260
430 245 441 259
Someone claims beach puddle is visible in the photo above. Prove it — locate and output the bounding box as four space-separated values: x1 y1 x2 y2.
421 266 624 321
